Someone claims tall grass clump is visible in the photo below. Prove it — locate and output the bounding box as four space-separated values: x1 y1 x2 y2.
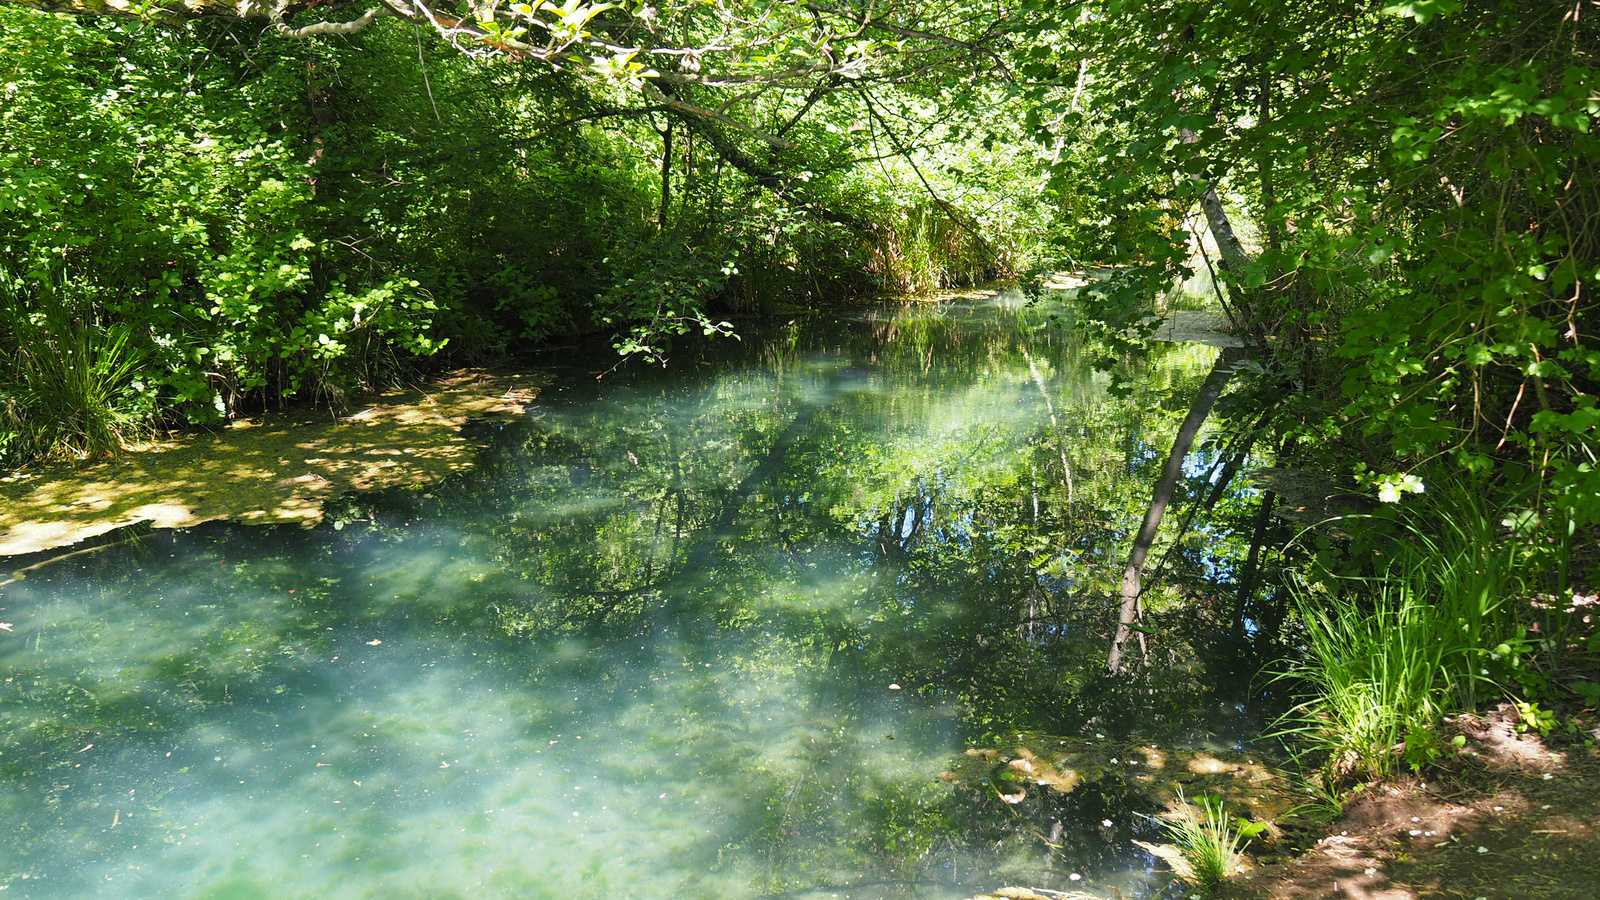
1275 478 1529 784
1281 580 1453 781
865 203 997 295
0 289 151 465
0 382 24 468
1161 789 1260 892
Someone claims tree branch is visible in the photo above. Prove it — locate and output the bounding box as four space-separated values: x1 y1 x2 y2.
272 4 394 37
640 81 797 151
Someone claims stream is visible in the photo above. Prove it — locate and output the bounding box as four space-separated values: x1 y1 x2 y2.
0 292 1281 899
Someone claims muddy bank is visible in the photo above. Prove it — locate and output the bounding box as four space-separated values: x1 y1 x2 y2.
0 369 546 560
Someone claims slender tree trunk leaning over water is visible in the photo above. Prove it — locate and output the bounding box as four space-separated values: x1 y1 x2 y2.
1106 347 1243 674
1180 127 1272 355
1105 134 1275 672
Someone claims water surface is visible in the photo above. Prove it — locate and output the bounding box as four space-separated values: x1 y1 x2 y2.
1 295 1269 899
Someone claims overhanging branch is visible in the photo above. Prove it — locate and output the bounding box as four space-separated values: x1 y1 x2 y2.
272 4 394 37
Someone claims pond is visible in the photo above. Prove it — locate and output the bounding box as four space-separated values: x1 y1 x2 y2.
0 292 1280 900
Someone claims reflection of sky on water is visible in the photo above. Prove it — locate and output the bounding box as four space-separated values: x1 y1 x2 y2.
1 301 1265 900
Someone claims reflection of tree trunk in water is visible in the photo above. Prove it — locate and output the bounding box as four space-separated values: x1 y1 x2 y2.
1232 489 1277 643
875 496 930 562
677 371 853 579
1022 348 1074 503
1202 413 1269 510
1106 347 1243 674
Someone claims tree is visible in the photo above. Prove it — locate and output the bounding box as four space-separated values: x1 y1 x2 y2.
2 0 1022 154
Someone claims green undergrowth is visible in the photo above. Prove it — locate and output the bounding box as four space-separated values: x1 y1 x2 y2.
1272 475 1595 793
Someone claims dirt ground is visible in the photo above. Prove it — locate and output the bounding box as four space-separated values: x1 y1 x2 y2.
961 706 1600 900
1217 706 1600 900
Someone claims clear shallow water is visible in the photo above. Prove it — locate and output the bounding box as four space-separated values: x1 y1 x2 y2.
1 295 1273 899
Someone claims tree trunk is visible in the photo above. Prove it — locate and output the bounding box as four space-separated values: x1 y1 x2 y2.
1106 346 1243 674
658 122 674 231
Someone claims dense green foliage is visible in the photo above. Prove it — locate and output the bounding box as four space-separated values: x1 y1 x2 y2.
1039 0 1597 507
1006 0 1597 784
1 7 1041 465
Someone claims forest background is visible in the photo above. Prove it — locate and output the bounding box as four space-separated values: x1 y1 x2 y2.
1 0 1597 798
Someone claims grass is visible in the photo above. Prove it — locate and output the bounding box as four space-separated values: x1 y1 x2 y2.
1278 578 1453 781
1 288 150 466
1162 789 1260 892
1273 477 1534 786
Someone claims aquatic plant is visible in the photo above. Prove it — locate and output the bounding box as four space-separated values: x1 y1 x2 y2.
1161 789 1261 892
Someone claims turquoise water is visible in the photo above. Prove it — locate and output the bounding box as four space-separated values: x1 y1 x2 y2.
1 295 1268 899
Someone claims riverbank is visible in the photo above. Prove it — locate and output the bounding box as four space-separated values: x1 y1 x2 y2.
0 368 544 560
1216 704 1600 900
964 706 1600 900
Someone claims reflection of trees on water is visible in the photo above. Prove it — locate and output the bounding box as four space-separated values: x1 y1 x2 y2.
382 301 1284 885
2 300 1292 897
442 304 1260 709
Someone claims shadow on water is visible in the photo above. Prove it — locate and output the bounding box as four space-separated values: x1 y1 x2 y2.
0 294 1286 899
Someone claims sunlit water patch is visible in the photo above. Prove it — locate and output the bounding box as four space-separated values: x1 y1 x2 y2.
1 298 1280 899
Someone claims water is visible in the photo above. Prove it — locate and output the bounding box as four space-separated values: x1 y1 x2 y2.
0 294 1273 899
